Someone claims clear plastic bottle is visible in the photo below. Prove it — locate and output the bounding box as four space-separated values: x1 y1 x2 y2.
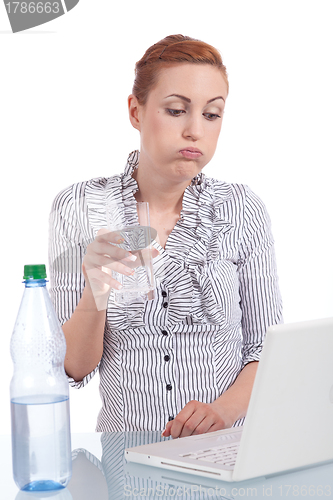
10 264 72 491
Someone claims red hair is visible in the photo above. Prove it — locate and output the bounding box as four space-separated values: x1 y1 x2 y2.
132 34 229 105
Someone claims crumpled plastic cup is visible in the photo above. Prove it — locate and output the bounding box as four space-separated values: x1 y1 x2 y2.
106 202 157 304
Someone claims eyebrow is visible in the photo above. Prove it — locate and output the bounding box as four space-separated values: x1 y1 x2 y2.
164 94 225 104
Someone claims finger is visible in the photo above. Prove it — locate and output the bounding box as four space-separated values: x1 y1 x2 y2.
96 231 138 261
130 248 151 267
122 246 160 268
97 228 125 244
206 421 226 433
189 415 218 436
177 410 208 438
89 241 136 264
85 267 124 293
167 403 198 439
97 229 160 259
161 421 172 437
85 266 122 291
84 251 136 275
104 260 135 276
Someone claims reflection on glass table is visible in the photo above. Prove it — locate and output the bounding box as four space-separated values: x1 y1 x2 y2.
15 489 73 500
68 432 333 500
1 432 332 500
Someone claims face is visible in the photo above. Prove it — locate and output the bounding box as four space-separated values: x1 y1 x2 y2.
128 63 228 185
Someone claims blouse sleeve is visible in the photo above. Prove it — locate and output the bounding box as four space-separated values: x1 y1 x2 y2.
48 183 100 389
237 186 283 368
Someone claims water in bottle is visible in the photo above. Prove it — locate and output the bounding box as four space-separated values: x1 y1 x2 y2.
10 264 72 491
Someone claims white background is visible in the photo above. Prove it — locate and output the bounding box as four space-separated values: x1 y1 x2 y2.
0 1 332 436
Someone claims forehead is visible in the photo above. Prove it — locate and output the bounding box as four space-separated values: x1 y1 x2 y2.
149 63 228 102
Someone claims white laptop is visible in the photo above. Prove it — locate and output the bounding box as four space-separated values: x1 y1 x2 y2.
125 317 333 482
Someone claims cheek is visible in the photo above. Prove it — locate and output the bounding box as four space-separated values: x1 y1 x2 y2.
206 123 222 147
150 113 175 143
152 113 165 134
144 112 163 138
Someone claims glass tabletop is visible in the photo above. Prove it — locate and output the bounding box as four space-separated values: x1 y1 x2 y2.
1 432 333 499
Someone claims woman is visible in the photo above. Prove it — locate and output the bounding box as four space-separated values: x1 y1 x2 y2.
49 34 283 438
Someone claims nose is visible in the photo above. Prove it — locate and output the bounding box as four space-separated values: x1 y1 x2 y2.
182 113 204 141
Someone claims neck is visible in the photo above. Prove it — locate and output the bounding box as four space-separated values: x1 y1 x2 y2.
133 165 191 215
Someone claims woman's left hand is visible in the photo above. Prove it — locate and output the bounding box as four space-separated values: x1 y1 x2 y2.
162 362 258 439
161 400 234 439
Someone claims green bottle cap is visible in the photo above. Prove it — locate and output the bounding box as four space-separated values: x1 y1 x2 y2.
23 264 47 280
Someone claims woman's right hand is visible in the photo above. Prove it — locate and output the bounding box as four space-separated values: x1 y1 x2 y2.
82 228 138 310
82 228 160 310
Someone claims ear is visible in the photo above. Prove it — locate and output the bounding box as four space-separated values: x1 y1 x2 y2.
128 94 142 132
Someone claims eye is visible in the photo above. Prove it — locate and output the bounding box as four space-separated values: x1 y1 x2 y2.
166 109 186 117
203 112 222 121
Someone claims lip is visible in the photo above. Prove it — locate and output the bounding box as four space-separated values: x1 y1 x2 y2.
179 147 203 159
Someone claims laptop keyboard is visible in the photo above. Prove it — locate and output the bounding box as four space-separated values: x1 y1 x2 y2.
179 443 240 468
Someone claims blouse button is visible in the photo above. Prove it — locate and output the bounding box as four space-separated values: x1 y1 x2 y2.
168 416 174 421
161 291 167 297
166 384 172 391
163 302 168 308
161 330 168 336
164 355 170 362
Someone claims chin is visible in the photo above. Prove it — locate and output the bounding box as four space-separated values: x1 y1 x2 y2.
175 160 204 177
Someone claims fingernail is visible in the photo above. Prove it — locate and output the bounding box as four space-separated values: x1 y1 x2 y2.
115 283 123 290
126 254 137 262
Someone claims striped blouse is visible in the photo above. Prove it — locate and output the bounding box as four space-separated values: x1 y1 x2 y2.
49 150 283 432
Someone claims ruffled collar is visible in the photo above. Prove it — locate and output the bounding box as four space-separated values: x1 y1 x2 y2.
86 150 234 240
106 150 236 259
122 149 232 215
